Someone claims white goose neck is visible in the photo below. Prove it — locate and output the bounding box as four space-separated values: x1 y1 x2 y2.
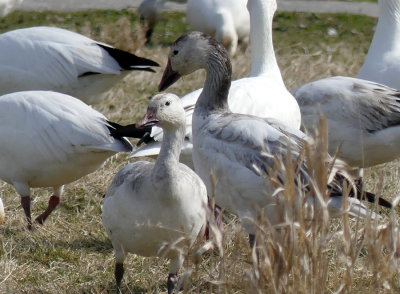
375 0 400 47
153 124 185 178
248 0 283 81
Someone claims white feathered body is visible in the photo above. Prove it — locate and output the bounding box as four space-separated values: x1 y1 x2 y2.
294 76 400 168
192 110 304 233
0 91 130 193
0 0 22 17
186 0 249 55
358 0 400 89
0 27 131 104
102 161 207 258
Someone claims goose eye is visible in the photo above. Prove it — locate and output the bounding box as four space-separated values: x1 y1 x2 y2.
165 101 170 106
173 50 179 56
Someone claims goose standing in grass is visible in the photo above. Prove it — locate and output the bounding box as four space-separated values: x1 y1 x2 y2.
186 0 250 56
0 26 159 104
0 91 149 229
0 0 22 17
138 0 249 55
138 0 186 43
158 32 389 247
293 77 400 169
132 0 301 169
102 93 207 294
358 0 400 89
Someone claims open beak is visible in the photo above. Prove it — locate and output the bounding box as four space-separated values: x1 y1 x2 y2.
158 59 182 92
137 107 159 128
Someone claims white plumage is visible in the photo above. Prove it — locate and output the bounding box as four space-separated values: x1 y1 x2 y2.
358 0 400 89
0 91 133 228
186 0 250 56
132 0 301 169
138 0 249 55
0 26 158 104
0 0 22 17
294 76 400 168
103 93 207 293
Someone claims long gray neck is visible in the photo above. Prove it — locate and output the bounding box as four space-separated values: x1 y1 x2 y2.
152 124 185 179
195 43 232 114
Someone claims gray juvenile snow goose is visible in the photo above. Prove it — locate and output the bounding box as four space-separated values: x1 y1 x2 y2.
102 93 207 294
158 32 391 246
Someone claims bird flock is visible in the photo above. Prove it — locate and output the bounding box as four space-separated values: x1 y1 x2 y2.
0 0 399 292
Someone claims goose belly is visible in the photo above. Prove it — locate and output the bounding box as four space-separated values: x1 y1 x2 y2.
0 150 114 188
102 193 205 258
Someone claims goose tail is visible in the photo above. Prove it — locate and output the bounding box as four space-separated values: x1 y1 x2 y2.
97 44 159 72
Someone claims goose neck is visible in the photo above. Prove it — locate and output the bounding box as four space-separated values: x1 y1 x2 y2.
248 0 282 79
372 0 400 51
195 47 232 113
153 124 185 178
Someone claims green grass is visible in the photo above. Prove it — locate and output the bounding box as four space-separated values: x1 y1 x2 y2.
2 8 399 294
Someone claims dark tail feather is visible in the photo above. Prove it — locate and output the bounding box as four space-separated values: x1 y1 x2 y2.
353 178 392 208
362 191 392 209
332 175 392 209
97 44 159 71
106 121 155 146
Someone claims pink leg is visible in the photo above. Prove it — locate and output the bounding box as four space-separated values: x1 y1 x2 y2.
204 199 224 240
21 196 32 230
35 195 60 225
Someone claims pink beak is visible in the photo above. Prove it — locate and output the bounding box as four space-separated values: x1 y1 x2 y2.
158 59 182 92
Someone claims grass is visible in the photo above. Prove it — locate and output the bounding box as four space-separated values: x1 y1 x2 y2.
1 7 399 294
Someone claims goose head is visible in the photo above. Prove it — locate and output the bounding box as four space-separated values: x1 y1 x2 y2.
159 31 229 91
137 93 185 131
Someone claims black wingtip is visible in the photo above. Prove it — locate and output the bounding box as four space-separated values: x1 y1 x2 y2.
98 43 159 71
331 174 392 209
107 121 155 141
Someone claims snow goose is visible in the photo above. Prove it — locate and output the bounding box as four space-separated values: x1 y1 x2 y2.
357 0 400 89
186 0 250 56
0 26 159 104
0 90 149 229
0 0 22 17
158 32 389 245
293 76 400 169
138 0 249 54
132 0 301 169
138 0 186 43
102 93 207 294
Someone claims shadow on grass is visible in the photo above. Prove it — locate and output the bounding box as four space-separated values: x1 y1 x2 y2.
55 237 113 253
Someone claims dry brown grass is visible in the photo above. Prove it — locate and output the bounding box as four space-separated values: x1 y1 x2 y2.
0 9 399 294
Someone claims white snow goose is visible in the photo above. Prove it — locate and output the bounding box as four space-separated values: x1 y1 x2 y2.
0 26 159 104
0 90 150 229
293 76 400 169
358 0 400 89
0 0 22 17
131 0 301 169
138 0 187 43
158 32 391 246
102 93 207 294
186 0 250 56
